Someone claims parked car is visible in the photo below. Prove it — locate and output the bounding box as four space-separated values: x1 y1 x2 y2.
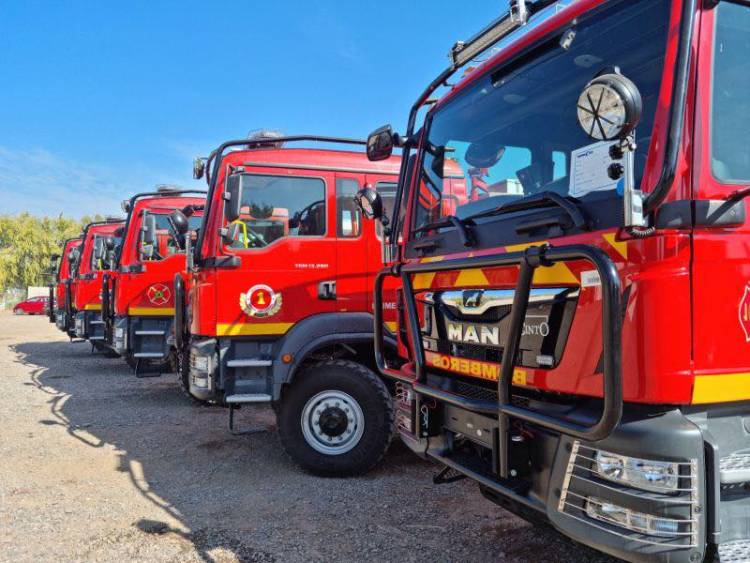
13 296 49 315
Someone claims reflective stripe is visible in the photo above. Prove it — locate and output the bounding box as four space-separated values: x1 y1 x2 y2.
128 307 175 316
216 322 293 336
83 304 102 311
692 373 750 404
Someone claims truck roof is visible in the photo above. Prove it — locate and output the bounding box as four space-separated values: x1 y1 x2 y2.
221 146 402 176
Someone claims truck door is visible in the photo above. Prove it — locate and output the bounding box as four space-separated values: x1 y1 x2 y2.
214 169 337 338
334 174 397 314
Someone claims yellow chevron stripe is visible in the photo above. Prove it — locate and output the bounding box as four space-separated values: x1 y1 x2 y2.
505 242 578 284
216 322 293 337
692 373 750 404
603 232 628 260
128 307 175 316
83 304 101 311
413 255 444 290
454 268 490 287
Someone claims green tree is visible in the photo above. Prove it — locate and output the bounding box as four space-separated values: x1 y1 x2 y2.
0 213 103 292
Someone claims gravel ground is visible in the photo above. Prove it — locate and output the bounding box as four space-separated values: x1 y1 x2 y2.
0 313 615 562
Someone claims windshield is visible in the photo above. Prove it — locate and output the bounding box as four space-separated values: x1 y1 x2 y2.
226 173 326 249
413 0 670 235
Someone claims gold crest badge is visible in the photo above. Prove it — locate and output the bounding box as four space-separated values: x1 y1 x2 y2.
240 284 282 318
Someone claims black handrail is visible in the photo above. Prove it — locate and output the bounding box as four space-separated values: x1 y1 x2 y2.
373 244 622 478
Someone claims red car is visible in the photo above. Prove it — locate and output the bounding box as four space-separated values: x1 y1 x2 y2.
13 296 49 315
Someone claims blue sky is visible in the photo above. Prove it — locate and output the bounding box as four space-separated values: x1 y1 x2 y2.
0 1 507 218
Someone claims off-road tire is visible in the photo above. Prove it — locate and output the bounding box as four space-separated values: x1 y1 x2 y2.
277 359 394 477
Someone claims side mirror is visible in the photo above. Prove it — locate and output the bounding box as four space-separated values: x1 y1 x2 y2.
222 222 241 245
367 125 395 162
93 238 105 261
68 249 79 265
355 188 383 220
193 157 207 180
224 176 243 222
139 213 156 259
577 73 642 141
169 209 190 235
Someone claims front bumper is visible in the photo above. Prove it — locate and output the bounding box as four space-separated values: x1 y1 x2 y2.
115 316 173 360
395 378 706 563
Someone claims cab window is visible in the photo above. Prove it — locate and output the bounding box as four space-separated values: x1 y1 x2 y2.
376 182 397 238
336 178 361 238
139 214 198 261
711 1 750 183
227 174 326 249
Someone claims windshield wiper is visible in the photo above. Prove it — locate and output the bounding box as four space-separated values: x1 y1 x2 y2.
463 191 587 231
414 215 475 247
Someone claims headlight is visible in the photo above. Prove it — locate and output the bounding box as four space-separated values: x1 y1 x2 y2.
595 451 679 493
192 355 209 373
585 497 683 536
115 328 124 338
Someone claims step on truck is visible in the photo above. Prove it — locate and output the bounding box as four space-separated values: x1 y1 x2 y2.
49 237 82 336
360 0 750 561
70 218 124 346
177 133 401 476
99 188 205 374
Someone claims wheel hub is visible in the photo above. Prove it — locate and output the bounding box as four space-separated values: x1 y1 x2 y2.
301 390 365 456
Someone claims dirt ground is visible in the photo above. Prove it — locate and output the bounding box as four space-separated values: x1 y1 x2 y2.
0 313 615 562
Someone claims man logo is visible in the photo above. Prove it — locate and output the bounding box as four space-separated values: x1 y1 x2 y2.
463 290 483 308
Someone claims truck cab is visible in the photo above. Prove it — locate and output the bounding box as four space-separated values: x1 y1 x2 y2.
71 219 124 344
180 134 400 476
51 237 82 336
100 189 205 373
365 0 750 561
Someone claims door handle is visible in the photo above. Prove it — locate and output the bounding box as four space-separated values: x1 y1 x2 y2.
318 281 336 300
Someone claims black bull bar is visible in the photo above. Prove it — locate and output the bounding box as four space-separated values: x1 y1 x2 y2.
373 244 622 479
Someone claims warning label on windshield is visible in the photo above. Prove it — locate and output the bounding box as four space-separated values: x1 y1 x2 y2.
569 141 631 198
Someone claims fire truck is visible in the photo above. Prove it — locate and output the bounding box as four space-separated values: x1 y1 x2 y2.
178 134 400 475
49 237 82 336
70 218 124 346
359 0 750 560
99 189 205 374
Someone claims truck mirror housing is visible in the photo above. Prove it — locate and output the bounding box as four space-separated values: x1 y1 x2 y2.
355 188 383 220
193 157 207 180
169 209 190 235
577 72 642 141
139 213 157 259
222 222 241 246
367 125 395 162
224 176 243 223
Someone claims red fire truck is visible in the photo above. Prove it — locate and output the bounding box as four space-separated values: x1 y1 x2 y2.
71 219 124 346
359 0 750 560
99 189 205 374
49 237 82 336
177 134 400 475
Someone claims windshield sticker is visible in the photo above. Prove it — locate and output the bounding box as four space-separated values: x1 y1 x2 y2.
569 141 632 199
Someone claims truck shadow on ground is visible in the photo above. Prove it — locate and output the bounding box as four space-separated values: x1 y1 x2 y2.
11 338 614 563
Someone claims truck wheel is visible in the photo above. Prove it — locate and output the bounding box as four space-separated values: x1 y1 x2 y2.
277 359 394 476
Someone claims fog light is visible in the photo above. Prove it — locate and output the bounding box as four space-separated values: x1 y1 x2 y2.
193 355 209 372
595 451 679 493
585 497 682 536
192 375 208 388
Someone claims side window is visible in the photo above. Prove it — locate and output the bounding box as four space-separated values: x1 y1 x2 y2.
227 174 326 250
140 214 181 262
711 2 750 183
336 178 361 238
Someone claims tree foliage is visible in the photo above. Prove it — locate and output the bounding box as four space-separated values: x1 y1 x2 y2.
0 214 103 291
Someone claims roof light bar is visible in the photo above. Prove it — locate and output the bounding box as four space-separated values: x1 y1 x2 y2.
449 0 528 69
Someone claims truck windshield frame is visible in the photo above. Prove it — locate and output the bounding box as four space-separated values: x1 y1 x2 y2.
408 0 672 251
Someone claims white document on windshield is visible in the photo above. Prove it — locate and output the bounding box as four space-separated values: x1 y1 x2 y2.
569 140 630 198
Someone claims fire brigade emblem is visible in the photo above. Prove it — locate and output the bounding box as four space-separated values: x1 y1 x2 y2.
240 284 282 318
147 283 171 306
739 284 750 342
